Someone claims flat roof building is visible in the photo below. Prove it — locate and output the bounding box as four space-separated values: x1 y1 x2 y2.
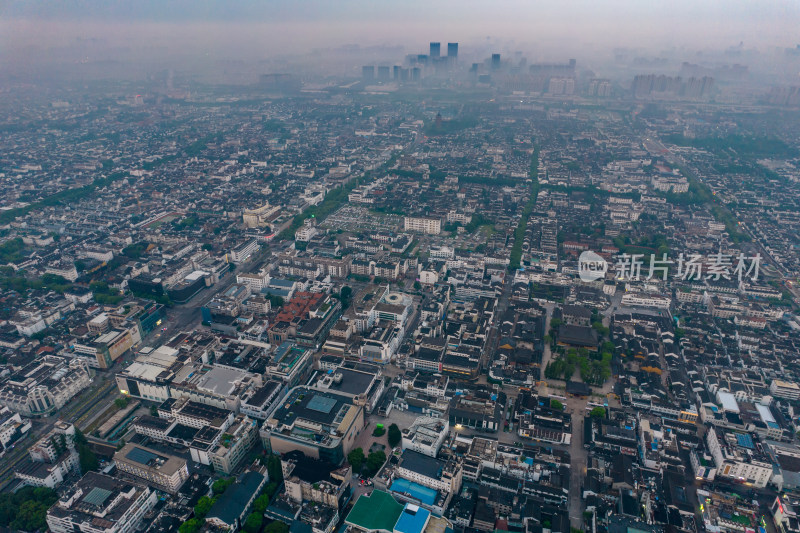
47 472 158 533
113 443 190 494
260 386 364 465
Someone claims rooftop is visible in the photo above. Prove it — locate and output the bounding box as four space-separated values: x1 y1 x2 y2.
345 490 404 533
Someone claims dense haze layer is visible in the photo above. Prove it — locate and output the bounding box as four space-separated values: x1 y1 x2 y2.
2 0 799 64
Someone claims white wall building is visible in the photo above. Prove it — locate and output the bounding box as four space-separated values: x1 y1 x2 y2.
404 217 441 235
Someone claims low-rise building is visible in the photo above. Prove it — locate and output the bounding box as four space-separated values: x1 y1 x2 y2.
113 443 190 494
210 415 259 474
46 472 157 533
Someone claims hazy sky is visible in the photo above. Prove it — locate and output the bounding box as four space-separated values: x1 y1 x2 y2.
2 1 799 65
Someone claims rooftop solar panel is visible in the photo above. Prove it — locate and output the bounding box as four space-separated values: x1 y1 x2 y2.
83 487 112 507
307 395 337 414
126 447 160 465
736 433 755 449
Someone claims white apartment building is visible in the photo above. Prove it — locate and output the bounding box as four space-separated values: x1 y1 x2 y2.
404 216 441 235
706 427 773 488
236 272 270 291
621 292 672 310
771 380 800 401
230 239 260 263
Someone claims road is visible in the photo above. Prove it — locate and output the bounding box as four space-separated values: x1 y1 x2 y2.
567 406 588 529
0 375 119 489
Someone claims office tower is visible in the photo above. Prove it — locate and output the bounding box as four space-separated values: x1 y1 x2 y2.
411 67 421 81
393 65 401 80
362 66 375 80
430 42 441 58
417 54 429 65
377 66 390 81
447 43 458 59
491 54 501 70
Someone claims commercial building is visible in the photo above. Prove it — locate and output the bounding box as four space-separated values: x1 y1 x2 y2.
117 343 263 412
165 397 235 431
113 443 190 493
393 450 462 506
74 327 137 369
266 342 314 388
447 42 458 58
312 361 385 413
0 356 92 417
260 386 364 465
46 472 157 533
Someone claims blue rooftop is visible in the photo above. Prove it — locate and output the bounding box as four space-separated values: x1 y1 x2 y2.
736 433 755 449
390 478 437 506
393 503 431 533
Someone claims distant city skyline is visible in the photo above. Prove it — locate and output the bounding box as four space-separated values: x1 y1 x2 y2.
2 0 799 63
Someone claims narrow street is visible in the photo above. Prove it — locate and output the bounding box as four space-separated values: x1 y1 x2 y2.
568 409 588 530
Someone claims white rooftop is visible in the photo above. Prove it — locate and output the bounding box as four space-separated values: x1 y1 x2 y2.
756 404 776 424
717 391 740 413
193 366 250 397
125 362 164 381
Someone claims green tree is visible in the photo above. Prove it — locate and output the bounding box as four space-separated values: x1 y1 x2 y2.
10 500 48 532
550 399 564 410
266 454 283 483
114 397 129 409
178 518 202 533
254 493 272 514
79 445 99 473
212 477 235 495
366 450 386 476
194 496 214 519
339 286 353 309
149 405 159 417
244 512 263 533
387 423 402 448
589 407 606 419
592 321 609 336
73 427 88 446
347 448 365 473
264 520 290 533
